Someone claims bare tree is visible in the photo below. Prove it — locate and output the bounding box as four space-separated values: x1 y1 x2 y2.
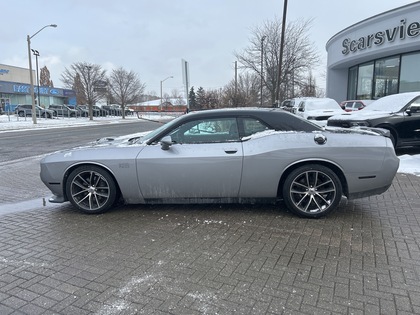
108 67 146 118
222 72 260 107
235 18 319 106
61 62 107 120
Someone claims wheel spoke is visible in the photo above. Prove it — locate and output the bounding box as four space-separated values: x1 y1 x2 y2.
290 169 336 214
70 170 111 211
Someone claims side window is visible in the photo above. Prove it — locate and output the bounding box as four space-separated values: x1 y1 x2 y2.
169 117 239 144
409 99 420 114
354 102 363 109
241 118 270 137
345 102 354 109
298 102 305 112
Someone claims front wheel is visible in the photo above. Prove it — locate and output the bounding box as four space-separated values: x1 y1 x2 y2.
282 164 342 218
66 165 117 214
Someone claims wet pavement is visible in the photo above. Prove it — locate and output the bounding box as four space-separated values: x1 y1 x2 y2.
1 156 420 314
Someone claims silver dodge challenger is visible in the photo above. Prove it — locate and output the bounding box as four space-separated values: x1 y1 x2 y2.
40 108 399 218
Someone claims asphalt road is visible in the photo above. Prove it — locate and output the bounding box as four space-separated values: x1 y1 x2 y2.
0 119 163 163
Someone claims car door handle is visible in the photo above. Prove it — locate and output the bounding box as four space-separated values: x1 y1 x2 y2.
224 148 238 154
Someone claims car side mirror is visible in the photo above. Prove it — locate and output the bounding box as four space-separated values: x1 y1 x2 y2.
160 136 173 150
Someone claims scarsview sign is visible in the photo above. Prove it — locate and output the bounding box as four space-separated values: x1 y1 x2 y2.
342 18 420 55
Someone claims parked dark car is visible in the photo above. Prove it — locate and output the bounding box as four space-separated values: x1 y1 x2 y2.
102 104 132 116
49 104 78 117
327 92 420 148
76 105 100 117
15 104 55 119
93 105 109 116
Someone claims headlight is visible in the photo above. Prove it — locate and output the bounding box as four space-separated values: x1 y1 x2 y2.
350 121 370 127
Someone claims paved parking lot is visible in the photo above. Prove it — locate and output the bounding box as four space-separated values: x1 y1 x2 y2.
1 157 420 314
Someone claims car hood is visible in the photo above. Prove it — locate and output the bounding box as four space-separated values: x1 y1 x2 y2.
45 132 149 157
329 109 394 121
91 131 149 147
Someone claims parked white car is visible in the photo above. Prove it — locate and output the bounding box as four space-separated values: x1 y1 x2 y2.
280 97 309 114
296 98 344 127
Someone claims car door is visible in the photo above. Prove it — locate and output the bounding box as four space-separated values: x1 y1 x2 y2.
136 117 243 200
398 100 420 145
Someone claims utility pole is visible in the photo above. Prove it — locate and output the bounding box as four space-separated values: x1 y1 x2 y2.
234 61 238 107
260 36 266 107
276 0 288 107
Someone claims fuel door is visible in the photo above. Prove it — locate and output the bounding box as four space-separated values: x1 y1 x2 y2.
314 133 327 145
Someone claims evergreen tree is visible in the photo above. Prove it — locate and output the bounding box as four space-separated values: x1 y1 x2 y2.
196 86 206 109
188 87 197 110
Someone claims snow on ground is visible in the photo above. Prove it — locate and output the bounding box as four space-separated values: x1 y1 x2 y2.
0 112 175 132
0 113 419 177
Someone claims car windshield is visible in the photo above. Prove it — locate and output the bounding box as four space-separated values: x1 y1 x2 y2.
139 116 185 143
306 100 340 111
366 93 418 112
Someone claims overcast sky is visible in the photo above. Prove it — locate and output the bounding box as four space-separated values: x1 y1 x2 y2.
1 0 417 97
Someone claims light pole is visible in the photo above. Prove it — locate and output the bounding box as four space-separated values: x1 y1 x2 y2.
260 35 266 107
276 0 288 106
27 24 57 124
31 49 40 109
160 76 173 111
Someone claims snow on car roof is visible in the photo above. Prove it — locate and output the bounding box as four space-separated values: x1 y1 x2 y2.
367 92 420 112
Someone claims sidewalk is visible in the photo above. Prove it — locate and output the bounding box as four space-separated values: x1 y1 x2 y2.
1 169 420 314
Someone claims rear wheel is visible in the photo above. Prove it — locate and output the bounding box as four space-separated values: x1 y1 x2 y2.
66 165 117 214
282 164 342 218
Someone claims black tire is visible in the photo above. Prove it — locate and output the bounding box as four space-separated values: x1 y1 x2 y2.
282 164 342 218
66 165 117 214
18 111 25 117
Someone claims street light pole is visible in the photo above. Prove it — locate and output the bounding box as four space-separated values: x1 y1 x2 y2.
31 49 40 108
276 0 288 107
160 76 173 111
260 35 266 107
27 24 57 124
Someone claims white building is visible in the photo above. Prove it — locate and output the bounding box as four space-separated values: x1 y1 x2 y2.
326 2 420 102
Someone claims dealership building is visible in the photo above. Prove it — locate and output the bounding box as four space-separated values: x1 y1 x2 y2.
326 2 420 102
0 64 76 112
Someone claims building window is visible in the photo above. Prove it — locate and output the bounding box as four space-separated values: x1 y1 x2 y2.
373 56 399 99
357 62 374 99
348 66 358 100
400 52 420 92
347 51 420 100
